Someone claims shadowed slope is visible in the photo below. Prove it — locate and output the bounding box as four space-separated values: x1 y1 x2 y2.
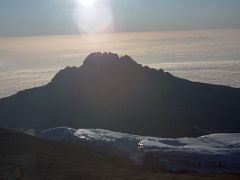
0 52 240 137
0 128 149 179
1 128 240 179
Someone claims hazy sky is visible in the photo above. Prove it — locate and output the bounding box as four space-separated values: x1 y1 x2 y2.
0 0 240 36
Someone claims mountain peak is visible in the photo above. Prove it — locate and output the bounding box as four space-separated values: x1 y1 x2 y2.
51 52 142 84
83 52 138 67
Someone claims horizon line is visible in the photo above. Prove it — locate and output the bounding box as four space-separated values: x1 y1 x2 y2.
1 27 240 39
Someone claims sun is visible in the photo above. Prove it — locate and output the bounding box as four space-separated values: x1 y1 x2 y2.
74 0 114 33
78 0 95 7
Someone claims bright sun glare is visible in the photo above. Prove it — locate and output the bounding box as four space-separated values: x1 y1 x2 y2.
74 0 113 33
78 0 95 7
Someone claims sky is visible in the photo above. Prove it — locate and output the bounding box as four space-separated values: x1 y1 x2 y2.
0 0 240 37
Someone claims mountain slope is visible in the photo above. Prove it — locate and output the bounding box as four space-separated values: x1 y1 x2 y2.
0 52 240 137
0 128 147 179
1 128 240 180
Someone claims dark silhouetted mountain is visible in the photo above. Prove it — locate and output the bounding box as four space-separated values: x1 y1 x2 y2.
0 52 240 137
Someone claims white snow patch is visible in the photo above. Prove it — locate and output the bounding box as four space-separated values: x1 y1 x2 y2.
39 127 240 173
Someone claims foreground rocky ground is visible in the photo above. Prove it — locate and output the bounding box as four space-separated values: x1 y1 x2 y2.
0 128 239 180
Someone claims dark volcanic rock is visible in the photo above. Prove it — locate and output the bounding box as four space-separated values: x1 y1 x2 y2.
0 52 240 137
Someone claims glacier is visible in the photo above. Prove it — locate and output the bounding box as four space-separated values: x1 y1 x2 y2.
39 127 240 173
